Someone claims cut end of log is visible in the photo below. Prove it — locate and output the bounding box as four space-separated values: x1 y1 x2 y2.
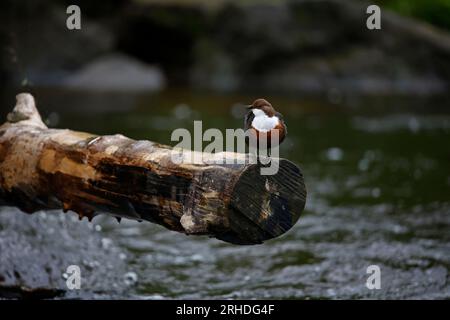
218 160 306 245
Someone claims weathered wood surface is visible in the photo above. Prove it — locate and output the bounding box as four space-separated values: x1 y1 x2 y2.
0 93 306 244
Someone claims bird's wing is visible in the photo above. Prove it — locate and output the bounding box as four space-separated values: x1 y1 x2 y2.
244 110 255 131
275 111 287 135
275 111 284 121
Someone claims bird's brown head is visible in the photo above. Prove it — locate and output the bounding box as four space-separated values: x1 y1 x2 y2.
248 98 275 116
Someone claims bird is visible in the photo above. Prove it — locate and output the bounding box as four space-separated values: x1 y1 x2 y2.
244 98 287 158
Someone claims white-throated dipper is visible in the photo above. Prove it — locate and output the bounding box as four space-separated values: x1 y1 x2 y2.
244 98 287 157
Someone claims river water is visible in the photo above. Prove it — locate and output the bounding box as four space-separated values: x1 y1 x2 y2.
0 89 449 299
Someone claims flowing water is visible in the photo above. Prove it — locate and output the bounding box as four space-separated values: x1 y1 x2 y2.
0 88 449 299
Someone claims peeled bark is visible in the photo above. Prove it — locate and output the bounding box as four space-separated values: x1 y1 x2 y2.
0 93 306 244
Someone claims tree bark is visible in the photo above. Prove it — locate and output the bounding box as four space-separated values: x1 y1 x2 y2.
0 93 306 245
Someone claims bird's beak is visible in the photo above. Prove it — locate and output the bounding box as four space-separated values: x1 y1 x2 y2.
246 105 253 109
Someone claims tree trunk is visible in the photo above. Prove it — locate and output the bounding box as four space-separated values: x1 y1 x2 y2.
0 93 306 245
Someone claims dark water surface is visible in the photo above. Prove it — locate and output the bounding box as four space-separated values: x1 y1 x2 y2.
0 88 449 299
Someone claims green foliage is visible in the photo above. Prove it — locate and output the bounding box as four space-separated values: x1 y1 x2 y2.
380 0 450 30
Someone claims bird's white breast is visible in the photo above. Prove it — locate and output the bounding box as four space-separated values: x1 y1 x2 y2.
251 109 279 132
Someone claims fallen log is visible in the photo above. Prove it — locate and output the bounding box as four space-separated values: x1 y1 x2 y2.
0 93 306 244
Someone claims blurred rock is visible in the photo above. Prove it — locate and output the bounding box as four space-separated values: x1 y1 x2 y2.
187 0 450 95
64 53 166 92
1 0 450 95
0 1 116 87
